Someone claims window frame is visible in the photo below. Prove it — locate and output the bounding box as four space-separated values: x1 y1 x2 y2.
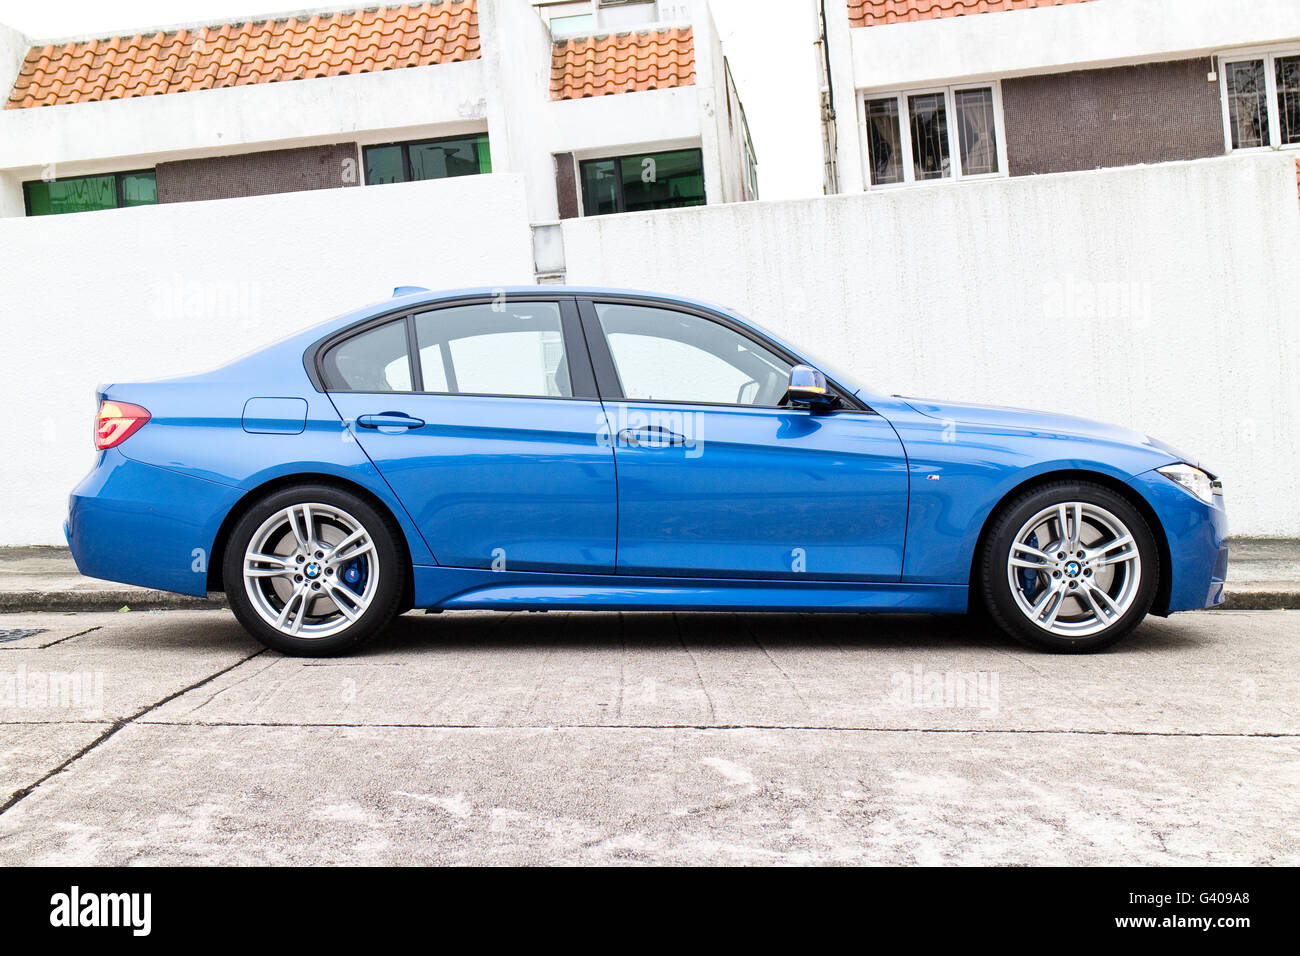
575 295 872 413
22 167 157 217
1217 47 1300 154
361 132 491 186
307 293 874 412
577 147 707 217
858 81 1009 190
308 294 599 402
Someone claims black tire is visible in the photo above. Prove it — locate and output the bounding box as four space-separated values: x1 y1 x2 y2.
222 483 406 656
978 480 1159 653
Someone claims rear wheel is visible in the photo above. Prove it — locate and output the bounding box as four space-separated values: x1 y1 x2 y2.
979 481 1158 653
223 484 406 656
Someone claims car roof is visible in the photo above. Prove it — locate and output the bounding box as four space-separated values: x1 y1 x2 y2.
381 285 742 316
281 285 762 353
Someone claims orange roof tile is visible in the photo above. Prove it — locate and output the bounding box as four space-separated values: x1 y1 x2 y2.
848 0 1096 28
6 1 479 109
551 27 694 101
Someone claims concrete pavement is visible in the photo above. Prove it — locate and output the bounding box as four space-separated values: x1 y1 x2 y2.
0 607 1296 865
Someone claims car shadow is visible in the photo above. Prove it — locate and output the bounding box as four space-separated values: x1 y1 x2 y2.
349 608 1213 656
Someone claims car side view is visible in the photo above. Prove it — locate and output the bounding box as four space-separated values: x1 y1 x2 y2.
68 287 1228 656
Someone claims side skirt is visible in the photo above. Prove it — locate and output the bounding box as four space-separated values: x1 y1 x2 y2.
412 566 968 613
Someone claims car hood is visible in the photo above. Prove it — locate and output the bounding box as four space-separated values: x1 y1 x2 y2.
897 396 1193 463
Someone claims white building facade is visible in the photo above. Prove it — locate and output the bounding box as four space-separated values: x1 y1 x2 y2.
0 0 757 275
820 0 1300 195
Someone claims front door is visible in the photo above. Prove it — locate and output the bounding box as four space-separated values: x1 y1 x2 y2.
580 299 908 580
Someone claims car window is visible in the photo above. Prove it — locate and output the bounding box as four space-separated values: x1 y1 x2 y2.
321 319 413 393
414 303 571 398
594 303 792 406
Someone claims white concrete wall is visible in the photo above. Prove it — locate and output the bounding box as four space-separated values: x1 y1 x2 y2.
562 152 1300 536
482 0 564 222
849 0 1300 91
0 21 29 217
0 173 536 545
547 88 702 157
0 21 25 93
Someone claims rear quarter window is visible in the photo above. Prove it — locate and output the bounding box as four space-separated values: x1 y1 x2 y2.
321 320 413 392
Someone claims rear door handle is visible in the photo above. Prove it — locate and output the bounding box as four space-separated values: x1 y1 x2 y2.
356 412 425 431
618 426 686 448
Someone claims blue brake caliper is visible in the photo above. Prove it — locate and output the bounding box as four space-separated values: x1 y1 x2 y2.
1018 532 1041 596
340 558 367 595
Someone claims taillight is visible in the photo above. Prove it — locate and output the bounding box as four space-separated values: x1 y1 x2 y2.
95 401 151 449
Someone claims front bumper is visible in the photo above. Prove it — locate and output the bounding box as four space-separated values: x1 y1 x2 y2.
66 449 243 597
1127 468 1229 612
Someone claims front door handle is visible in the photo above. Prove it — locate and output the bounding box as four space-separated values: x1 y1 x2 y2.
618 426 686 448
356 412 425 431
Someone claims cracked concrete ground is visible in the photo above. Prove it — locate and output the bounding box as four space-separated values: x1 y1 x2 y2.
0 608 1296 865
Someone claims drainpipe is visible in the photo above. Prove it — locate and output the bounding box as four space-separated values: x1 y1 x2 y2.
816 0 840 195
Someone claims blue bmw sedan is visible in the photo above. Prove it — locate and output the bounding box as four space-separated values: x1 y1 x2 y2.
68 287 1227 656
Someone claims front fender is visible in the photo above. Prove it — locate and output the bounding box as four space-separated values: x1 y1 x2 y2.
885 408 1179 584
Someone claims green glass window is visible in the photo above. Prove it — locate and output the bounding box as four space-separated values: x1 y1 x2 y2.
23 169 157 216
578 159 620 217
363 145 405 185
363 133 492 186
119 171 158 206
578 148 705 217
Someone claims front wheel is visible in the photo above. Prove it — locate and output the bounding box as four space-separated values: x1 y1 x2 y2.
979 481 1159 653
223 484 406 656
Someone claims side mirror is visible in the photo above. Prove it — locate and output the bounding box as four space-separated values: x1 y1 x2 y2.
784 365 835 409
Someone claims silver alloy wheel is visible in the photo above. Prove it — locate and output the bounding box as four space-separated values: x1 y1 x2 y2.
1005 501 1142 638
242 502 379 639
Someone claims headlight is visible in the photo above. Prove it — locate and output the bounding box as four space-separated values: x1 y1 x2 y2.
1157 463 1221 505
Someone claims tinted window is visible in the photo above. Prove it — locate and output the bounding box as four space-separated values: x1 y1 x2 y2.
594 304 792 406
363 134 492 185
414 302 571 398
579 149 705 217
321 320 413 392
23 169 157 217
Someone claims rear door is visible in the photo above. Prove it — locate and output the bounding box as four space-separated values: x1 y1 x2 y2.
579 297 909 580
323 295 616 573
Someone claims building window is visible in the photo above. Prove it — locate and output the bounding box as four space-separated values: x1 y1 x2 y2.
578 148 705 216
363 133 491 186
536 1 597 37
549 13 595 35
1220 51 1300 150
861 84 1005 187
23 169 156 216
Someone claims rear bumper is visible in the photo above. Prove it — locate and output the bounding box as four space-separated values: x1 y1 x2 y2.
67 449 243 597
1127 468 1229 612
